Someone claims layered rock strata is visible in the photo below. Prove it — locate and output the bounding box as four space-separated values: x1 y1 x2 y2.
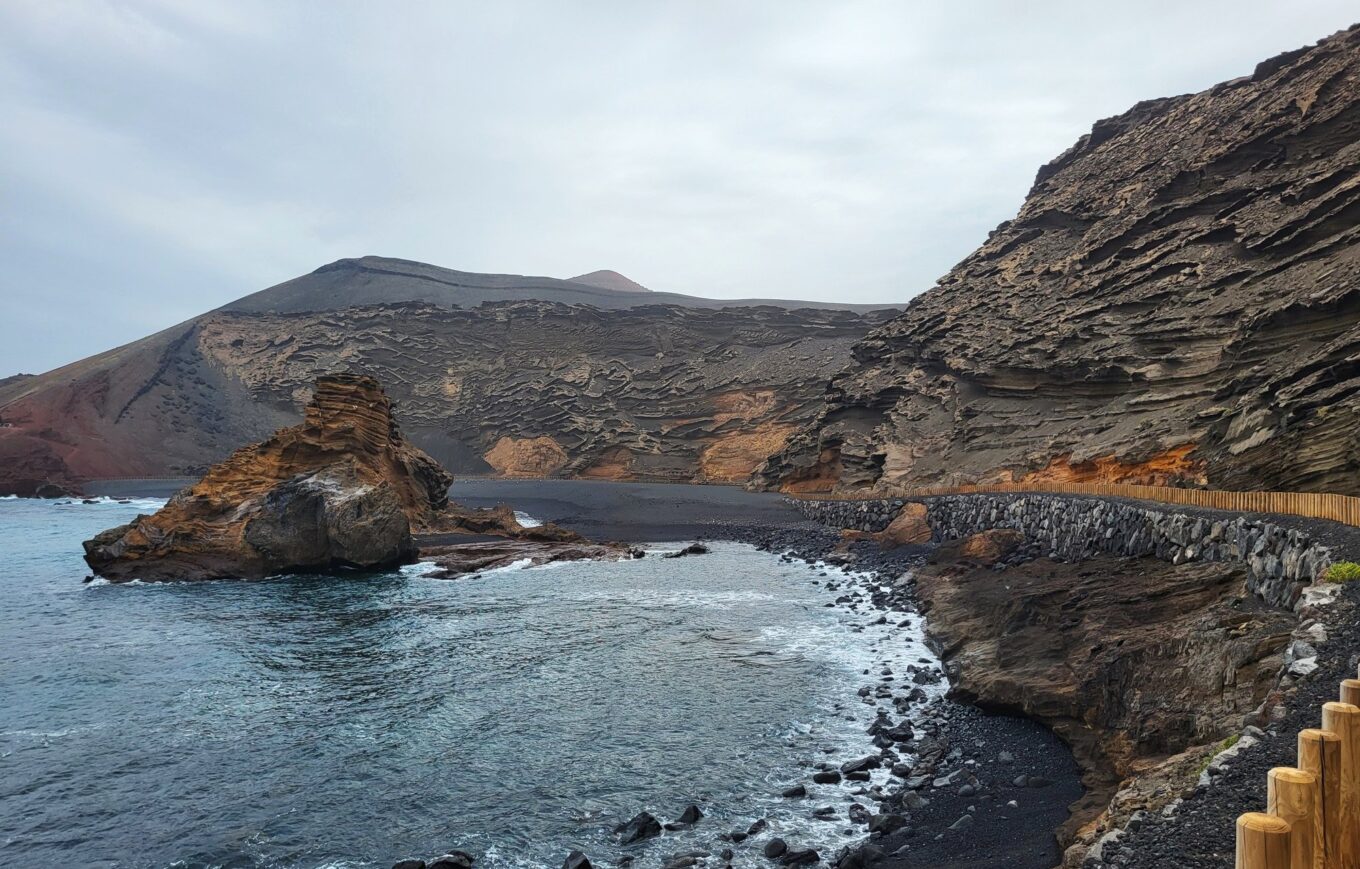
0 286 893 494
82 374 567 581
761 26 1360 496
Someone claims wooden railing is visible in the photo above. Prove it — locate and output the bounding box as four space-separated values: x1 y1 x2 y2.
785 481 1360 527
1235 669 1360 868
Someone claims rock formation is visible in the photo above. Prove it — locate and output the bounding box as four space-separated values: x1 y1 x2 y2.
914 533 1294 845
0 259 895 496
761 25 1360 496
418 538 633 579
82 373 556 581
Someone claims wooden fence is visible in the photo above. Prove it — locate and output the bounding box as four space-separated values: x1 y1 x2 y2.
785 481 1360 527
1235 668 1360 868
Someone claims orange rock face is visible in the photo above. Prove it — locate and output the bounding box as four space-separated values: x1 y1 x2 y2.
1014 445 1206 487
698 423 796 483
841 503 934 549
955 529 1026 565
483 436 569 477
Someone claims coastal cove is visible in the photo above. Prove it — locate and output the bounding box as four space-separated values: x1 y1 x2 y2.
1 484 1083 869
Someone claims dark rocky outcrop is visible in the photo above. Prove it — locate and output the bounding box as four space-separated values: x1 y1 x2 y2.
0 259 897 496
615 811 662 844
761 25 1360 497
418 539 630 578
82 373 563 581
914 534 1295 856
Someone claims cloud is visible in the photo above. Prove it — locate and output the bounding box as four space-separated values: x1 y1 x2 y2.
1 0 1356 374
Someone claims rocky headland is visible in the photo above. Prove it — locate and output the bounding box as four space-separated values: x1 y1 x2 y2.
82 373 584 581
760 24 1360 497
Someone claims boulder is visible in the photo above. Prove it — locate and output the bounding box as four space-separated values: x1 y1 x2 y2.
616 811 662 844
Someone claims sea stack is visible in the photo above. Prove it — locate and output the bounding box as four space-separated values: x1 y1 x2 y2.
83 373 453 581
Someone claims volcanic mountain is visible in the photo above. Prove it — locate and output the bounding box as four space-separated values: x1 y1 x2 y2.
0 258 897 495
760 25 1360 497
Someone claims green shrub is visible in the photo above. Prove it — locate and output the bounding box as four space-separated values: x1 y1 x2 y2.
1193 734 1241 778
1325 561 1360 583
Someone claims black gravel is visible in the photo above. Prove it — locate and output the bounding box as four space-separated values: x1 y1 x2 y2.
716 522 1085 869
1096 580 1360 868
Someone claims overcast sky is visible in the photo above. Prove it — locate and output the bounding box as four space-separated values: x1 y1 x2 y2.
2 1 1356 376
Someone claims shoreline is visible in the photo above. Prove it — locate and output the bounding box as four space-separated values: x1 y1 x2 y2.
723 523 1082 869
65 478 1089 867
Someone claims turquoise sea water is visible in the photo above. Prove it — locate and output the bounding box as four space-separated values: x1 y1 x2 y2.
0 497 937 869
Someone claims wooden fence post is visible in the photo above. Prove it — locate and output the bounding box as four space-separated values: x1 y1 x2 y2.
1269 767 1317 869
1321 702 1360 869
1341 679 1360 708
1300 728 1343 869
1237 812 1294 869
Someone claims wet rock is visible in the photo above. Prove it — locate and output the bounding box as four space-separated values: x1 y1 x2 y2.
867 813 907 836
430 853 474 869
812 770 842 784
782 784 807 798
616 811 662 844
764 838 788 859
392 861 426 869
664 543 710 559
562 852 592 869
839 756 881 774
780 849 819 865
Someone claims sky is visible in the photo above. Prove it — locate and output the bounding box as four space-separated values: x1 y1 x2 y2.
2 1 1357 376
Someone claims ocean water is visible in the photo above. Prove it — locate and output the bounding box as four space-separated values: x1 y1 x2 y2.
0 498 942 869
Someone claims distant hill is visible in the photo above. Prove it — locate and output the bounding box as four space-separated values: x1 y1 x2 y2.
567 270 652 293
222 256 897 314
0 257 900 495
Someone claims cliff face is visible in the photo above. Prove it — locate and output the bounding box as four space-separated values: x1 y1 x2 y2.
761 26 1360 495
915 533 1294 855
0 263 894 495
83 373 452 581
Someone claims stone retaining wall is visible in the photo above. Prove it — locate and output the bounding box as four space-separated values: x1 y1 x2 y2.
789 493 1336 610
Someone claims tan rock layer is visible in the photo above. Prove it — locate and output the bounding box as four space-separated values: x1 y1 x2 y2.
0 300 892 494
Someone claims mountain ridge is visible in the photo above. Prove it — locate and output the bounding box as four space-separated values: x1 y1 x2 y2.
0 256 898 495
759 23 1360 497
